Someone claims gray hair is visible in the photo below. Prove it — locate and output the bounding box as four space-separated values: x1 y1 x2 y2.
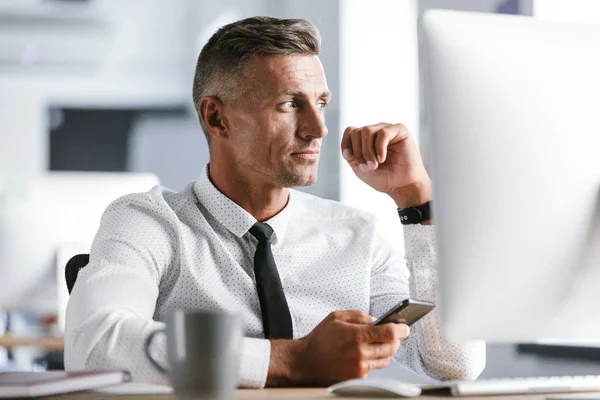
192 16 322 140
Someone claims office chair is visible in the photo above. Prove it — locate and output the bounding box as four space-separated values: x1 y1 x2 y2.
65 254 89 294
46 253 89 370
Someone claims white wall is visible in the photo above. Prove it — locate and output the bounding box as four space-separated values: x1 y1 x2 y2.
339 0 420 241
534 0 600 23
0 85 46 175
418 0 504 13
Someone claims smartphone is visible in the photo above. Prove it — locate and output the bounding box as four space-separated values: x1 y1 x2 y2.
372 298 435 326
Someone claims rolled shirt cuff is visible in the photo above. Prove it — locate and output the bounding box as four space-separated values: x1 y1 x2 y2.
237 337 271 388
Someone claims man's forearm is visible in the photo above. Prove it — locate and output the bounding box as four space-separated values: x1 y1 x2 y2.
265 339 306 386
399 224 486 380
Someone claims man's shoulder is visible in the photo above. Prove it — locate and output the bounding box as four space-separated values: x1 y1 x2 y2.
290 189 377 225
105 183 193 218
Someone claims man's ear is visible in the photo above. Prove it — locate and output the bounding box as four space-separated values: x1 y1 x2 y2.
199 96 228 139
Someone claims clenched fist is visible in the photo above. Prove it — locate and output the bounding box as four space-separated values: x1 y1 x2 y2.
341 123 431 209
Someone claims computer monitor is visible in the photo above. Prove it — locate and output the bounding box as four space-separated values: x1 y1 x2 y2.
422 10 600 342
0 172 159 329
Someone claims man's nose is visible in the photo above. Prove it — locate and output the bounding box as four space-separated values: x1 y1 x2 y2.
298 107 328 140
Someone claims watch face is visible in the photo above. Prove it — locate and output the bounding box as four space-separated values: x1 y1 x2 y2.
399 207 423 224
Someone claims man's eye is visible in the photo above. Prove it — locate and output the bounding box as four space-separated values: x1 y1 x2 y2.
281 101 296 109
317 102 328 110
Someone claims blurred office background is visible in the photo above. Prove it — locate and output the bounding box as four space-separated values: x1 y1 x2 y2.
1 0 600 377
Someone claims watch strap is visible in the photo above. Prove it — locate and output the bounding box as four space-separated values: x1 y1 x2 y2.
397 201 432 225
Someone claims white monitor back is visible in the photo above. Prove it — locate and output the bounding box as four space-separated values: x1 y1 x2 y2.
423 10 600 342
0 172 159 321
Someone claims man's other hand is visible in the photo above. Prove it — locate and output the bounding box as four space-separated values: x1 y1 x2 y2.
341 123 431 209
267 310 409 387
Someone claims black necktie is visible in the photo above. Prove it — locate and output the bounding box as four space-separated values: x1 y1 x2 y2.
249 222 293 340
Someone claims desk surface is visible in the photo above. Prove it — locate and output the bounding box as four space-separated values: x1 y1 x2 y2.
0 334 64 350
45 389 556 400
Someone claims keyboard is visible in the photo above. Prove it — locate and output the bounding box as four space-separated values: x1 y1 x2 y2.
420 375 600 396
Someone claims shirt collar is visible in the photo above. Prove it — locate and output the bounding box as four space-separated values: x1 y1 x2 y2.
263 194 292 245
193 165 292 243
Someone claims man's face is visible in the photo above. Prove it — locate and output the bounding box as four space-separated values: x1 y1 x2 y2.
222 54 330 187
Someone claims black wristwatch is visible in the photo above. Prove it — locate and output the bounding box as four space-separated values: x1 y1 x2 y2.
397 201 432 225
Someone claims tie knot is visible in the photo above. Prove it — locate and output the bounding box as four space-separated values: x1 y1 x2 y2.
249 222 274 241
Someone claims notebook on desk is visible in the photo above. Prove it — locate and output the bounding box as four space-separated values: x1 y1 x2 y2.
0 370 130 398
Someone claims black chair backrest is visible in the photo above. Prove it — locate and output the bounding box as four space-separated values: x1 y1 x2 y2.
65 254 90 294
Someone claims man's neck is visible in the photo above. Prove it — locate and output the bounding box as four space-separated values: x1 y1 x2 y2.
208 162 289 222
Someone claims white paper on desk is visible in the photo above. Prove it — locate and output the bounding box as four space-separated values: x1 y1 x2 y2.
92 383 173 395
367 359 439 384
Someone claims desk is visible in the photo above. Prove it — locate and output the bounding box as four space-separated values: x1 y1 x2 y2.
45 390 556 400
0 334 64 350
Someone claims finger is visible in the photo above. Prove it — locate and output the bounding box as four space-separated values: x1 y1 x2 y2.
362 323 410 343
362 341 401 359
373 125 399 164
329 310 375 325
360 126 379 170
350 129 365 166
341 126 355 161
358 123 388 166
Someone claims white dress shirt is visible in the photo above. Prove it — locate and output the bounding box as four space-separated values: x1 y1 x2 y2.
65 165 485 388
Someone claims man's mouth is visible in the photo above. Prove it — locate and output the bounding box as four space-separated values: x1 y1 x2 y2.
291 150 320 160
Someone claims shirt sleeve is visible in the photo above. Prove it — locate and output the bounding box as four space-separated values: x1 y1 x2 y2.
63 192 272 388
369 223 486 381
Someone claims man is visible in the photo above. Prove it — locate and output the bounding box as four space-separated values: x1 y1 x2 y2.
65 16 485 387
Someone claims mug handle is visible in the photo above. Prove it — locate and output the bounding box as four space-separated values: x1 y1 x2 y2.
144 329 169 374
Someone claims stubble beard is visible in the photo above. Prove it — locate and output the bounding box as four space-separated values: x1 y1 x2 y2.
239 150 319 188
275 160 319 188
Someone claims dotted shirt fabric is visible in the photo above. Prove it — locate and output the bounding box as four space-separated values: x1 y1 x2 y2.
64 165 485 387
